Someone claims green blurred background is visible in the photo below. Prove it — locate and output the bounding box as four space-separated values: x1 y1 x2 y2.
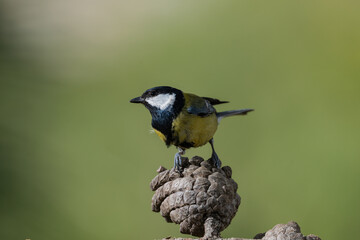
1 0 359 239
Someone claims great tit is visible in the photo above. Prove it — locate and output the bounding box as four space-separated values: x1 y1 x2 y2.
130 86 253 172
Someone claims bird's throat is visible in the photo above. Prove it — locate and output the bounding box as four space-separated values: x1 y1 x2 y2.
151 110 174 146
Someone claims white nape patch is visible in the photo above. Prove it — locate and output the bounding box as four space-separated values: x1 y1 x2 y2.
145 93 176 110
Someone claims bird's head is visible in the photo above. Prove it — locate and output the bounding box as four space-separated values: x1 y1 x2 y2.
130 86 184 115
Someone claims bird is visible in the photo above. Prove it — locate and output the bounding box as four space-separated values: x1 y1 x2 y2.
130 86 253 172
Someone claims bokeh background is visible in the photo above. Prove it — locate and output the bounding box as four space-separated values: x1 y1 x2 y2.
1 1 359 239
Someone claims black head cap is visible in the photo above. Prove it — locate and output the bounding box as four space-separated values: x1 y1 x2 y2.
141 86 180 98
130 86 183 107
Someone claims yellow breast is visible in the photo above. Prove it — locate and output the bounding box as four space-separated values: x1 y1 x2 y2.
172 111 218 148
171 93 219 148
154 129 167 142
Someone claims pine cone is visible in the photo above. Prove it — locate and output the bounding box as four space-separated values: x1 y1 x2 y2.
150 156 241 239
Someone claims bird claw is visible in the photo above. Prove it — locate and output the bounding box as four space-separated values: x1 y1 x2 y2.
209 138 221 168
174 152 183 173
211 151 222 168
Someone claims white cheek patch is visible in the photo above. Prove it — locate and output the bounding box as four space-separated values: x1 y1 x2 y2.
146 93 176 110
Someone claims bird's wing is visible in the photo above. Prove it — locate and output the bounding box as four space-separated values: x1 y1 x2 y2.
186 94 216 117
201 97 229 106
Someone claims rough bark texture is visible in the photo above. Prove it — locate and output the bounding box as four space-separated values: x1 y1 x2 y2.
150 156 241 238
161 221 321 240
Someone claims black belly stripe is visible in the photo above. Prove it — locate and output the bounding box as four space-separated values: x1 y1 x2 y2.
179 141 195 149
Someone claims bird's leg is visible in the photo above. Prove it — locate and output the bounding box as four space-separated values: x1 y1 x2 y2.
174 147 185 173
209 138 221 168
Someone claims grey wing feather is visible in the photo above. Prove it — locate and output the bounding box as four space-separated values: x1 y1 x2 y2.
187 99 215 117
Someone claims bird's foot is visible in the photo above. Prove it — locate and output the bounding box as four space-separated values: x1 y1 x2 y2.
211 151 222 168
174 152 183 173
